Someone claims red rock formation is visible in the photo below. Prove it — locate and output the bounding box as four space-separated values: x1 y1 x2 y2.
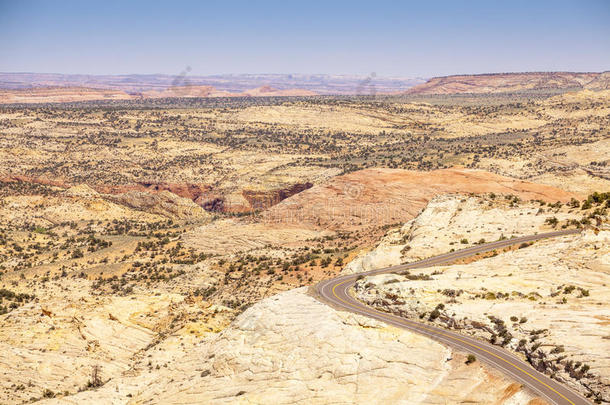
242 183 313 211
1 174 313 214
94 182 212 201
195 194 226 212
137 182 211 201
263 168 583 232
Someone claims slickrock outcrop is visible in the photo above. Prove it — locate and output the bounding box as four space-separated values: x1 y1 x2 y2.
42 289 544 404
0 283 181 404
349 195 609 401
343 194 576 273
183 219 329 254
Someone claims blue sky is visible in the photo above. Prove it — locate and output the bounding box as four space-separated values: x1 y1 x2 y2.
0 0 608 77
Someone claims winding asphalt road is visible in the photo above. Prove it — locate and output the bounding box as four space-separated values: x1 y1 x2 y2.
316 228 589 405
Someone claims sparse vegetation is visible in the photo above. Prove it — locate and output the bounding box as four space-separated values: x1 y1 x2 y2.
0 84 608 404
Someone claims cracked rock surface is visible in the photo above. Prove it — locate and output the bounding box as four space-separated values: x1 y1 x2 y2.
44 288 541 404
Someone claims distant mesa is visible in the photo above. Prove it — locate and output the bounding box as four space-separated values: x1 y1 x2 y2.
240 86 317 97
0 72 424 101
406 71 609 95
1 71 608 103
140 85 219 98
0 86 132 104
138 85 318 98
0 84 317 104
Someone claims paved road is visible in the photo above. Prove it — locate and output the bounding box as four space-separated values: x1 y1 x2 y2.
316 229 589 405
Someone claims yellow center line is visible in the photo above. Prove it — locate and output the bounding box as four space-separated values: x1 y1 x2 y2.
331 278 576 405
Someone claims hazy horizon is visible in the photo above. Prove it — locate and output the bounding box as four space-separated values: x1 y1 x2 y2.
1 70 608 78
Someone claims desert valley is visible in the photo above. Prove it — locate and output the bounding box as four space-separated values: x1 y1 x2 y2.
0 70 608 404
